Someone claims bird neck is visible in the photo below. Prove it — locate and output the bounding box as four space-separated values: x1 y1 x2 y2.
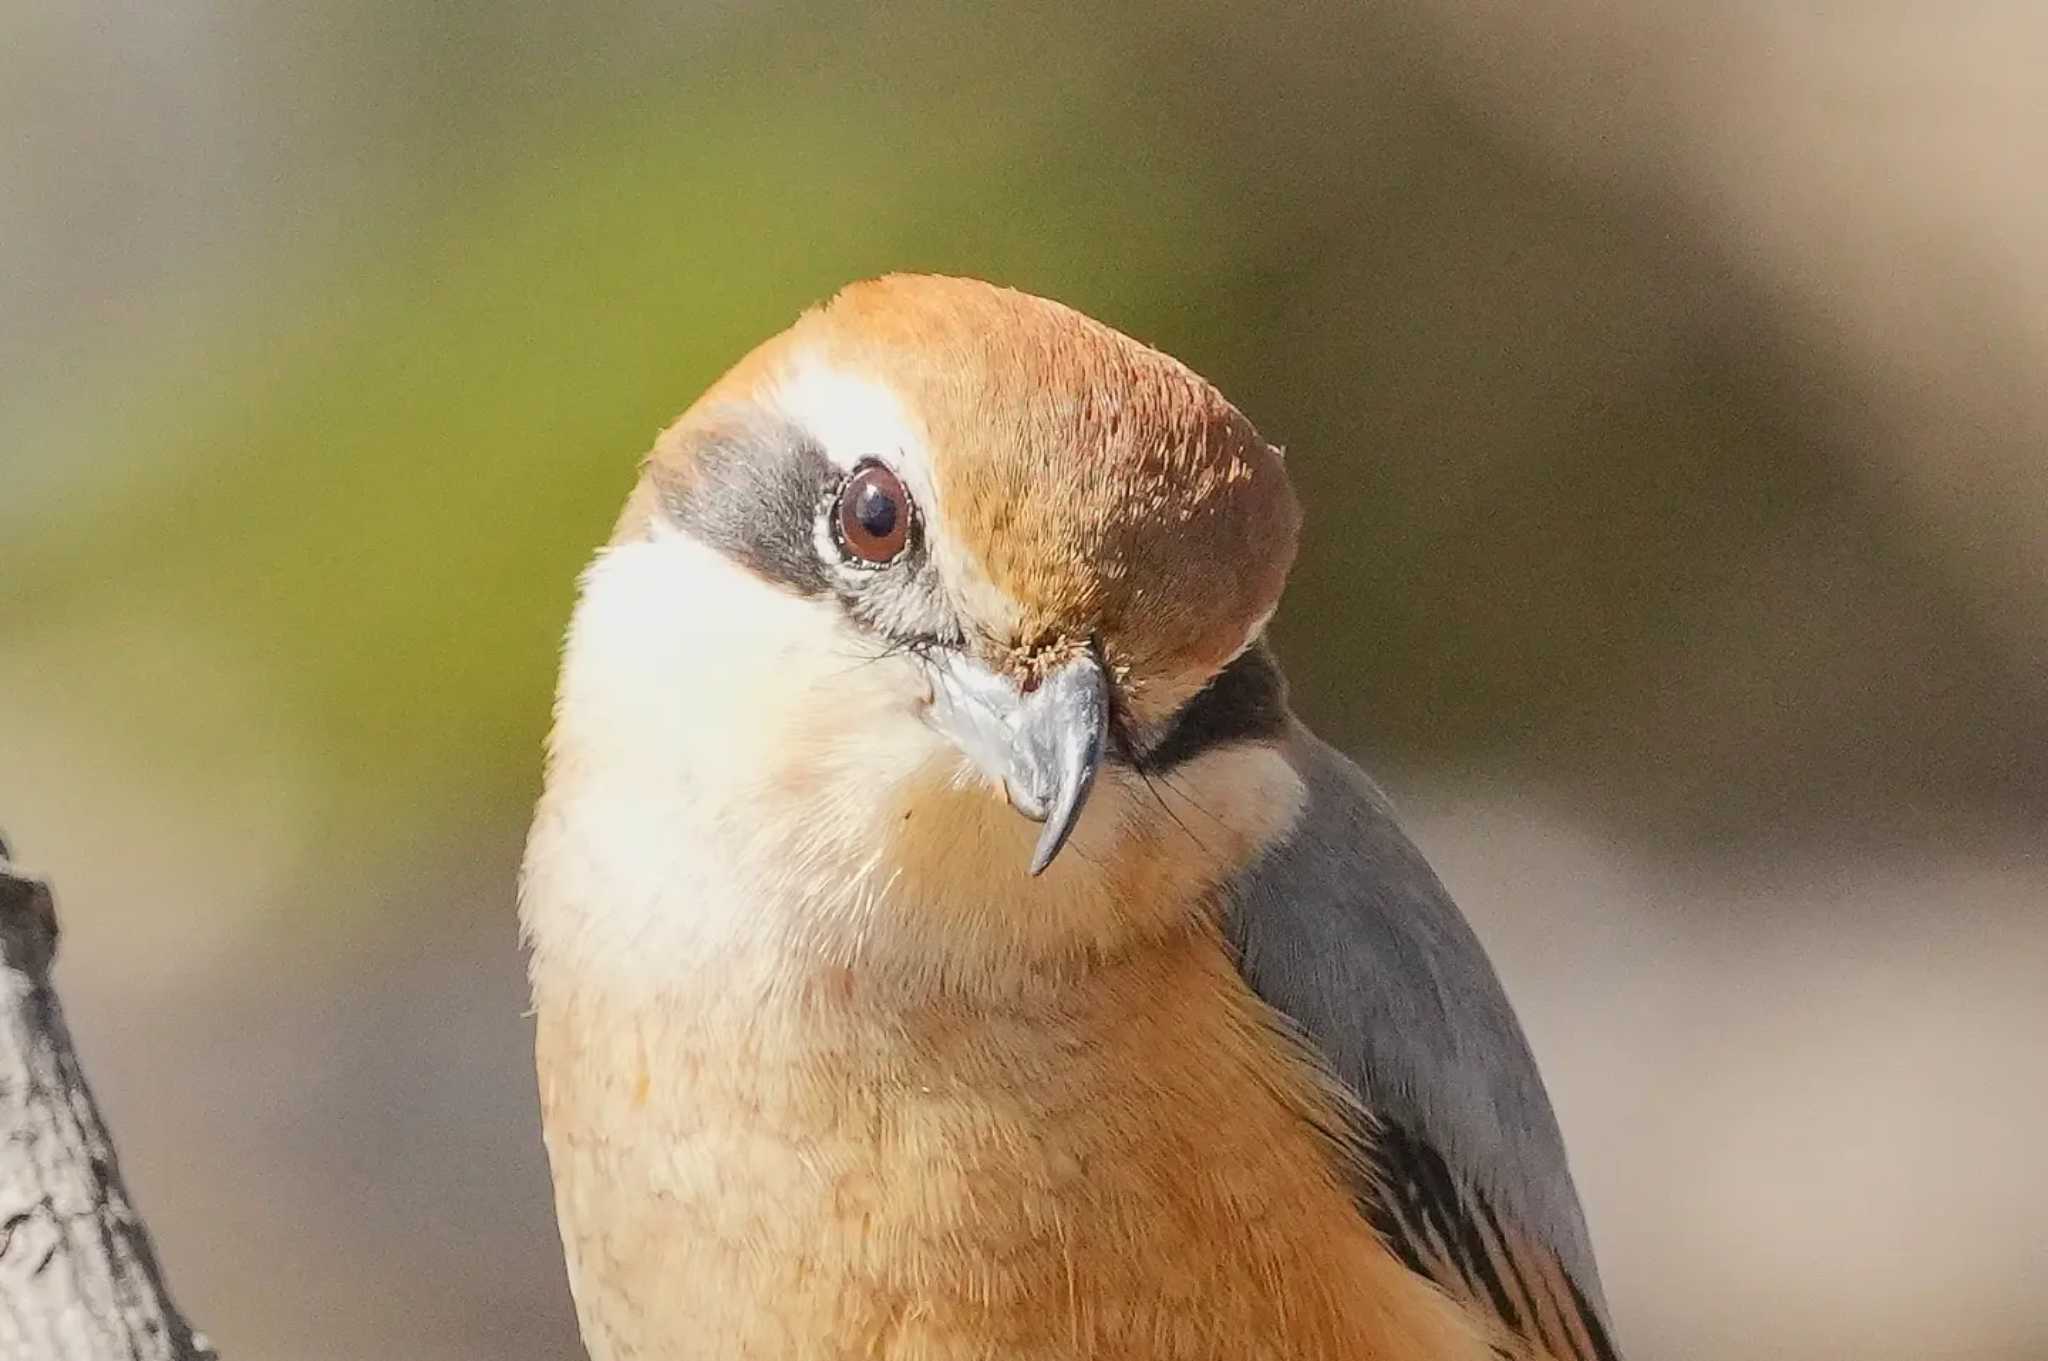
519 731 1308 1008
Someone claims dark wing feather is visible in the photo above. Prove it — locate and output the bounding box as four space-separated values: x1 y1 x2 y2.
1360 1117 1620 1361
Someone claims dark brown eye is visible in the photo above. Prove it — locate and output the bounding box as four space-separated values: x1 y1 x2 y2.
835 462 912 564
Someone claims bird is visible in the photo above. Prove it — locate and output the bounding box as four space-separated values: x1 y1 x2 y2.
519 273 1620 1361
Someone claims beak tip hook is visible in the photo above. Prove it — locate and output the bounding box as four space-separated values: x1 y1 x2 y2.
1026 829 1063 878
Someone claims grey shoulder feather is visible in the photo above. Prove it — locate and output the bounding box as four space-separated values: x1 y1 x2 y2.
1223 726 1618 1356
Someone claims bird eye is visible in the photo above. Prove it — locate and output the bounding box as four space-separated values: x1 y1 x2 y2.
834 461 913 565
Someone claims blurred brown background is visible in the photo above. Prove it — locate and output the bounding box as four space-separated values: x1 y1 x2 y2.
4 3 2045 1358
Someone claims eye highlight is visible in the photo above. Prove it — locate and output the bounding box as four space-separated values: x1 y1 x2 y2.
834 461 913 565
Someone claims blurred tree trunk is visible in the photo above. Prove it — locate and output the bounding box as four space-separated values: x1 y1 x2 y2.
0 842 215 1361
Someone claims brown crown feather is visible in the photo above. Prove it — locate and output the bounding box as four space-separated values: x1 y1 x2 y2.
627 274 1302 688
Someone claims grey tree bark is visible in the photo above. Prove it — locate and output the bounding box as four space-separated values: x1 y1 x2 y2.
0 839 215 1361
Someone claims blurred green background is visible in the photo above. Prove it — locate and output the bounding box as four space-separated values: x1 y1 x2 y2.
5 4 2045 1359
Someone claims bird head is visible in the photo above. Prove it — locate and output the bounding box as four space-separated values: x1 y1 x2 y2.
539 276 1305 984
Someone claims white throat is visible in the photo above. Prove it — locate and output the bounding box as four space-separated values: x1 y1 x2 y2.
520 527 938 991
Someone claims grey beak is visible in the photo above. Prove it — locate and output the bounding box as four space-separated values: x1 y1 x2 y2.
926 651 1110 875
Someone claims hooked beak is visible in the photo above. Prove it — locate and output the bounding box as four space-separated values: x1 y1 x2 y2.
924 649 1109 875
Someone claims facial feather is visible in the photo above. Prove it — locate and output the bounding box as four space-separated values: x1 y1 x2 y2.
617 274 1299 719
525 510 1310 996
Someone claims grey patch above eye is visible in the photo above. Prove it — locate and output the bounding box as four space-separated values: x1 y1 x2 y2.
654 409 836 596
1136 642 1289 772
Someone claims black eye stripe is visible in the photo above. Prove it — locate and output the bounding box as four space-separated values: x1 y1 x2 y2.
656 413 956 642
655 408 835 596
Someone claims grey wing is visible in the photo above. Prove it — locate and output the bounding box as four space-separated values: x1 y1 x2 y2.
1222 727 1621 1361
